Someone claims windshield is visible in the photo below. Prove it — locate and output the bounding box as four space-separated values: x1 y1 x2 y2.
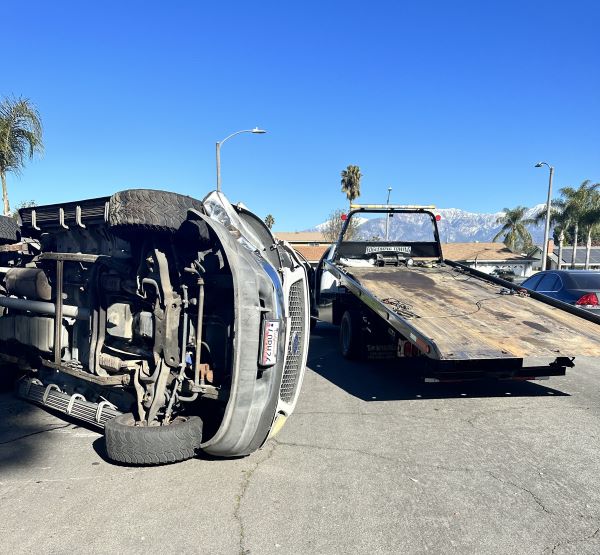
343 211 437 242
332 210 441 263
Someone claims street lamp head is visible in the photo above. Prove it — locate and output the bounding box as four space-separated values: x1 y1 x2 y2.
534 162 544 168
252 127 267 134
387 186 392 192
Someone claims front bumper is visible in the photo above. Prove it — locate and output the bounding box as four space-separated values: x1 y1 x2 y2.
192 213 309 456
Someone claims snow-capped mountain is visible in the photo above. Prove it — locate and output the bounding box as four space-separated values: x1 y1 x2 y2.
434 204 546 244
310 204 547 245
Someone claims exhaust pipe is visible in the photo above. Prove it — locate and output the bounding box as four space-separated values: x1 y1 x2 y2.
0 296 89 319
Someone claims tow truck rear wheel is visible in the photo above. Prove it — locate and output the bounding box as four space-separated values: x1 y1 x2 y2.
340 309 363 360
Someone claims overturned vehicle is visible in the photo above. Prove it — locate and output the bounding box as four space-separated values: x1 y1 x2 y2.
0 189 310 464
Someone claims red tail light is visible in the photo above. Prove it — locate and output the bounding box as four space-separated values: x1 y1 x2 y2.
576 293 599 306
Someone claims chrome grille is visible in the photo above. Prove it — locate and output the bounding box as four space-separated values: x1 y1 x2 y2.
280 279 306 403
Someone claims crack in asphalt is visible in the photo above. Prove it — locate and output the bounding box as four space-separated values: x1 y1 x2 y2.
485 470 552 514
464 405 529 428
547 527 600 554
0 424 72 445
233 441 279 555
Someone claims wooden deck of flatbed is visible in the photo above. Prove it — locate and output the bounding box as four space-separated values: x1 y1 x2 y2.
345 265 600 361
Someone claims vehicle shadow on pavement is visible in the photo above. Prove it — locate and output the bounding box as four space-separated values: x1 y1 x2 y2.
0 389 67 473
308 323 570 402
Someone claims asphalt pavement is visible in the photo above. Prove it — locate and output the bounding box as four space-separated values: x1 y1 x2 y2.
1 323 600 554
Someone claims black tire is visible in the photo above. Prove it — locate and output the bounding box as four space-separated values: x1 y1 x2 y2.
340 309 363 360
0 215 19 245
104 413 203 465
108 189 204 232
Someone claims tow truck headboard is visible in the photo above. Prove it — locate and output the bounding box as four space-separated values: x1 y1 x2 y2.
333 207 443 262
335 240 441 261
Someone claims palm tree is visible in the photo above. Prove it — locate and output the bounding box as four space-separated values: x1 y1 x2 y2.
264 214 275 230
579 184 600 269
534 181 598 269
340 165 362 208
534 200 571 269
556 181 595 268
492 206 535 251
0 97 43 215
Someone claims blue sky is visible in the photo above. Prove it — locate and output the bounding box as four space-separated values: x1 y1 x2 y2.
4 0 599 230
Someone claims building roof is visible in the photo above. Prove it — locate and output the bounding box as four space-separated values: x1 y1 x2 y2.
553 246 600 266
442 242 534 262
292 244 330 263
274 231 327 243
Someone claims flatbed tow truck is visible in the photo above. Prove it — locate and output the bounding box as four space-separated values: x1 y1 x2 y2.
315 203 600 382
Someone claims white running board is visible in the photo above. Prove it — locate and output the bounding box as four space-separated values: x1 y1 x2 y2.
18 378 122 429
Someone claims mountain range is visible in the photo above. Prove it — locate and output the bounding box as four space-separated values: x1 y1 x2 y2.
313 205 548 245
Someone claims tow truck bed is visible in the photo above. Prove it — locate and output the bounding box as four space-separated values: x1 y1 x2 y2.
335 264 600 361
317 203 600 381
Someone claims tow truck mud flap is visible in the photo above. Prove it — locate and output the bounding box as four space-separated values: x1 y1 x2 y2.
18 377 122 428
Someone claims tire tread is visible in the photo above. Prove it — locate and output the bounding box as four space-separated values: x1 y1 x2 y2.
108 189 203 232
0 215 19 244
104 413 203 466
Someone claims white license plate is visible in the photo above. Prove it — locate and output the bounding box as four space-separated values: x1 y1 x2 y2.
260 320 280 366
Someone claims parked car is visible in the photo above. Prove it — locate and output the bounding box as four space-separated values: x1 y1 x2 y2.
3 189 310 465
489 269 517 282
520 270 600 313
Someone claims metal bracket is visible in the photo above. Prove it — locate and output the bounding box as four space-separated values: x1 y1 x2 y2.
96 400 118 424
42 383 61 404
59 207 69 229
75 205 86 229
31 209 41 231
66 393 86 414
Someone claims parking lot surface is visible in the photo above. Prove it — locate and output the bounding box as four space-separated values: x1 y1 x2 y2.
1 323 599 554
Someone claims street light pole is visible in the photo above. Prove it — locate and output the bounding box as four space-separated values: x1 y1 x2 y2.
535 161 555 271
216 127 267 192
385 186 392 241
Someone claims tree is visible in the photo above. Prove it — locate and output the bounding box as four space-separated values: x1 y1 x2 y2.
534 199 572 269
340 165 362 208
578 184 600 269
492 206 535 251
558 182 590 268
322 209 360 242
535 180 600 268
0 97 43 215
12 199 36 221
264 214 275 230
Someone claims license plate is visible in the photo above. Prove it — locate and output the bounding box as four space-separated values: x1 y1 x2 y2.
260 320 280 366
